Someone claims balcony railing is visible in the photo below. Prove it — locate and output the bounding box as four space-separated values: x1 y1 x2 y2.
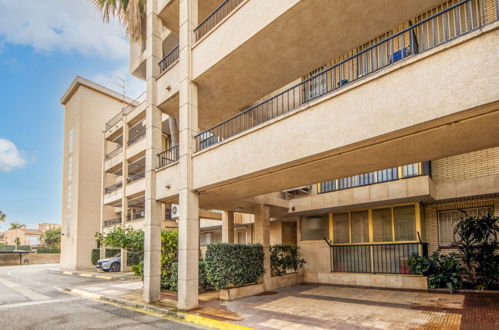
127 131 146 146
106 146 122 160
194 0 244 41
194 0 498 151
318 162 430 194
105 92 146 131
330 242 428 274
126 211 145 222
159 45 179 73
157 144 179 168
103 218 121 228
104 181 122 194
127 172 145 183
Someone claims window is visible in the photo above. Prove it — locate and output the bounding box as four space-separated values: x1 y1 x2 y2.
438 206 493 247
332 213 349 243
372 208 393 242
68 156 73 181
301 214 329 241
394 205 416 241
351 211 369 243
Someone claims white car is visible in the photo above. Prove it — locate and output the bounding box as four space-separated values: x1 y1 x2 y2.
96 255 121 272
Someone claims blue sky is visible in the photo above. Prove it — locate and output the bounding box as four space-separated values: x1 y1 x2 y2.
0 0 144 231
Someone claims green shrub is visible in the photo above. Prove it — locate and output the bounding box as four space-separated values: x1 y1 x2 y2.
409 251 463 293
270 245 305 276
91 248 100 265
105 248 120 258
160 260 209 291
35 247 61 254
16 245 31 251
205 243 264 289
0 245 15 251
127 251 143 266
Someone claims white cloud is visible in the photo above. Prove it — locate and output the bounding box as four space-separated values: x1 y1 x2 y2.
0 138 27 172
0 0 129 59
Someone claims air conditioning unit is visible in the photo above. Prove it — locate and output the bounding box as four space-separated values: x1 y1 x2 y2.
170 204 180 219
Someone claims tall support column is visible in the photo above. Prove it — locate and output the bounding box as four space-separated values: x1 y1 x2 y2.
143 0 164 303
222 211 235 243
121 119 129 272
255 205 271 289
177 0 199 311
168 117 179 146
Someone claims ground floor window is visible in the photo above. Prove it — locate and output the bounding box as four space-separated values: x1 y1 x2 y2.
438 205 494 247
300 214 329 241
332 204 419 244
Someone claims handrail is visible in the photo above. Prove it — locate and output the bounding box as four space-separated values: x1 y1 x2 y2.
157 144 179 168
194 0 244 41
195 0 497 151
127 131 146 146
105 92 146 130
103 218 121 227
159 45 179 73
127 172 145 183
104 181 122 194
106 146 123 160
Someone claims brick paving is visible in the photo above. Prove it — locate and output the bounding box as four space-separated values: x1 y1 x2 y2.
194 284 498 330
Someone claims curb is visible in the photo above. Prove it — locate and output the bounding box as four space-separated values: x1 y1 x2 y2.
55 270 138 281
65 288 253 330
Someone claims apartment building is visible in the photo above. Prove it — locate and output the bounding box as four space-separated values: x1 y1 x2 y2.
59 77 137 270
127 0 499 310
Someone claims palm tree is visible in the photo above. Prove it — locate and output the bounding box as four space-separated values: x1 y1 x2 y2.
0 211 6 222
43 228 62 248
91 0 146 42
9 222 25 230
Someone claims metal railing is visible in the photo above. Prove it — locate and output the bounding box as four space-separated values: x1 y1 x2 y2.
194 0 244 41
159 45 179 73
126 211 145 222
105 92 146 131
127 172 145 183
157 145 179 168
331 242 428 274
195 0 498 151
104 181 122 194
319 162 430 194
103 218 122 228
106 146 122 160
127 131 146 146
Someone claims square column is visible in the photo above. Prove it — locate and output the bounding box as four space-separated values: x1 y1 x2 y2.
222 211 235 243
254 204 271 288
143 0 164 303
177 0 199 311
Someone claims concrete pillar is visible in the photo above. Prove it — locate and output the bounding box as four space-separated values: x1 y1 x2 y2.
168 117 179 146
99 131 107 260
222 211 235 243
177 0 199 311
121 118 129 272
143 0 163 303
254 205 271 288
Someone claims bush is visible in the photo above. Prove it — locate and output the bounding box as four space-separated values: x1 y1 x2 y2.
105 248 121 258
159 260 209 291
270 245 305 276
127 251 143 266
35 247 60 254
16 245 31 251
452 213 498 289
0 245 15 251
205 243 264 289
409 251 463 293
91 248 100 265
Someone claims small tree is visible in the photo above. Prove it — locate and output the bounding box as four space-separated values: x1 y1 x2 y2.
43 228 61 248
453 212 499 289
0 211 6 222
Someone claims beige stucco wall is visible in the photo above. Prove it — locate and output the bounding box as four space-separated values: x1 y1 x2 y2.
60 82 126 270
193 25 499 209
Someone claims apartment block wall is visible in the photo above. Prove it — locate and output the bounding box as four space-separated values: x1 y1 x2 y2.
431 146 499 183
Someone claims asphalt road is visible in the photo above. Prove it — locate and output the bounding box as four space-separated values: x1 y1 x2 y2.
0 264 202 330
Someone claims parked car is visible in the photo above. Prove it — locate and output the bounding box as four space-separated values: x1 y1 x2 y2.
96 254 120 272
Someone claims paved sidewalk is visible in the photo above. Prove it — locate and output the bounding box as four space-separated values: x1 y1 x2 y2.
53 268 139 281
66 280 499 330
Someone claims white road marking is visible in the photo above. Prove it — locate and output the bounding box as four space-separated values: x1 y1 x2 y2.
0 276 50 301
0 297 80 309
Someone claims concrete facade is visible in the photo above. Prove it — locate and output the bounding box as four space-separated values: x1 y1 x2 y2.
61 0 499 310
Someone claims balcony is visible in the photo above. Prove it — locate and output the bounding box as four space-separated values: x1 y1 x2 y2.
159 45 179 74
105 92 146 133
157 145 179 169
191 3 499 208
104 182 122 194
126 211 145 222
195 0 497 152
194 0 245 41
127 172 145 184
106 146 122 160
103 217 121 228
127 131 146 146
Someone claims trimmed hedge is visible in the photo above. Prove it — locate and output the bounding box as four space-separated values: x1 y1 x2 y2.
35 247 60 254
91 248 100 265
0 245 15 251
105 248 121 258
270 245 305 276
161 260 209 291
127 251 143 266
205 243 264 289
